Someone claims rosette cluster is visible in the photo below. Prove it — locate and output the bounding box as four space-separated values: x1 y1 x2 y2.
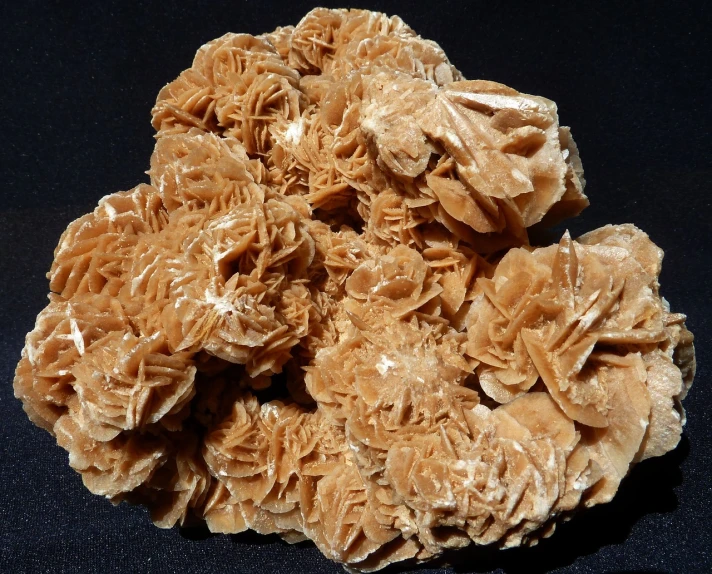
15 8 695 571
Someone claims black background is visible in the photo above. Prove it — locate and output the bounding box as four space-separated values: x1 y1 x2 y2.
1 1 710 573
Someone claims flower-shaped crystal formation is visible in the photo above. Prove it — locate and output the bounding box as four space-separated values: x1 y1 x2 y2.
14 8 694 572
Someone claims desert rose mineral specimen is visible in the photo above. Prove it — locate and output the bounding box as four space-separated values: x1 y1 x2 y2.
14 8 695 571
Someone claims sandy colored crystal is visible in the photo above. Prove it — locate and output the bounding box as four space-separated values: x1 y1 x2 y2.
14 7 695 572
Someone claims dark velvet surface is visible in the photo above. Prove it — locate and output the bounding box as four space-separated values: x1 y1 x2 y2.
1 1 710 572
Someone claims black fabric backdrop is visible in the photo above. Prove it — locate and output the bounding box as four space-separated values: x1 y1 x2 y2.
1 1 710 572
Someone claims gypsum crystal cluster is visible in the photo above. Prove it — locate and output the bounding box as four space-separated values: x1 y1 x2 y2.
14 7 695 571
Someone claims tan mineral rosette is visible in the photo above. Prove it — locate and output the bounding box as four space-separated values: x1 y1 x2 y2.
14 7 694 571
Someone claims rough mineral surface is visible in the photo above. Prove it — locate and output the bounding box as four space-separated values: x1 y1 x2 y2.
14 8 695 571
